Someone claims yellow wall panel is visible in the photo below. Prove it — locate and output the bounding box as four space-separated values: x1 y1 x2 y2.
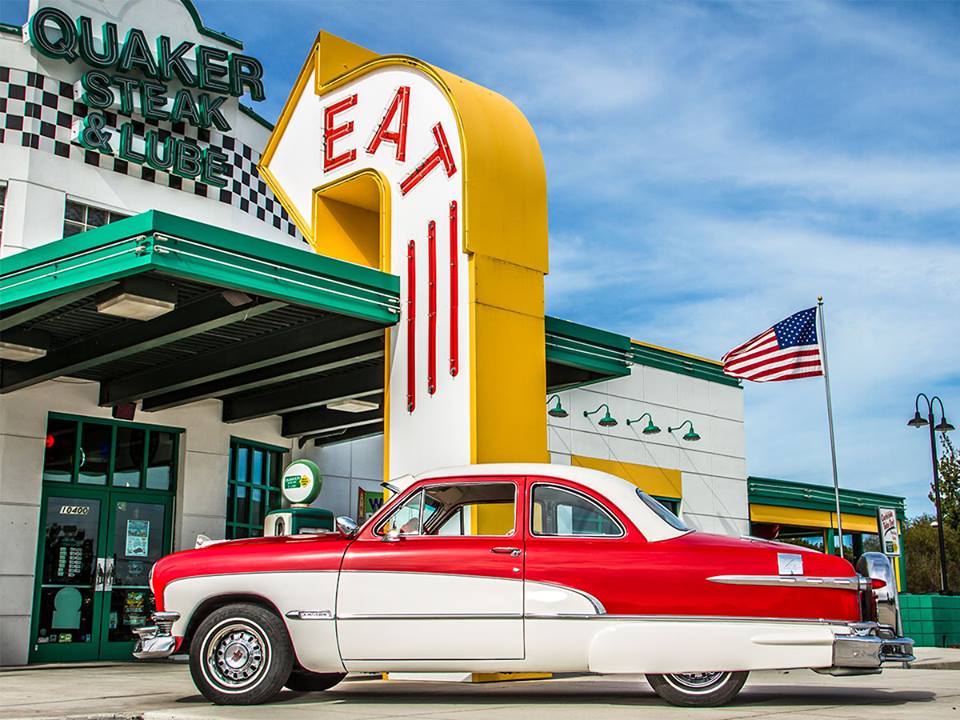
571 455 681 499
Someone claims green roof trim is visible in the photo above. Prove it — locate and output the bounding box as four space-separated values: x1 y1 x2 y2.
239 103 274 130
178 0 244 49
545 316 632 381
0 22 22 36
0 210 400 326
748 476 906 520
632 341 741 388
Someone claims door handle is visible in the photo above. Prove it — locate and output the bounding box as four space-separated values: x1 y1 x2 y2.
94 557 105 592
104 557 115 592
491 547 521 557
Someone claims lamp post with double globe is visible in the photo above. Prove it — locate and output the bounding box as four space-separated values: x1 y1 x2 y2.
908 393 955 594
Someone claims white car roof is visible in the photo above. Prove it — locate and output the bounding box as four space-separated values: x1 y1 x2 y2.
388 462 688 542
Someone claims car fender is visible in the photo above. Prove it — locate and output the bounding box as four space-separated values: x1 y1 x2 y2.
586 619 836 674
164 571 344 673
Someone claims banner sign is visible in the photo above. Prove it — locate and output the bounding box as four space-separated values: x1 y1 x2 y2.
877 507 900 556
27 6 265 187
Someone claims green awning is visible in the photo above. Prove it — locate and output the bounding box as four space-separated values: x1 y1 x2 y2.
545 316 632 391
0 211 397 445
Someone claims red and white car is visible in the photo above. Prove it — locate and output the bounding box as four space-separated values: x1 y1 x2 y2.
135 464 913 707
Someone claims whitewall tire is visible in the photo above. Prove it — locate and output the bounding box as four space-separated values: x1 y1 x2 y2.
189 603 294 705
646 671 749 707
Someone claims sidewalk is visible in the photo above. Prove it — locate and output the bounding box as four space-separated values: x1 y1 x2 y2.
1 651 958 720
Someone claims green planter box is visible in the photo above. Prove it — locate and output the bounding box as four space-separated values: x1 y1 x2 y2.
900 594 960 647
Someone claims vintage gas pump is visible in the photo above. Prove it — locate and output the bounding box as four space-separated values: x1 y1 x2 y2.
263 459 335 535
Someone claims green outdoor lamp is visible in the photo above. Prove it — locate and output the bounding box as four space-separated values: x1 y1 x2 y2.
584 403 618 427
546 394 569 418
626 412 660 435
907 411 928 428
668 419 701 442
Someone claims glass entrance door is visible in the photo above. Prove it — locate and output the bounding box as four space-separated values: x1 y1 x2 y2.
31 487 108 662
99 494 171 660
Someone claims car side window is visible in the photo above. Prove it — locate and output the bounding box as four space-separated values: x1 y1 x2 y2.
377 482 517 537
531 484 623 537
377 490 440 537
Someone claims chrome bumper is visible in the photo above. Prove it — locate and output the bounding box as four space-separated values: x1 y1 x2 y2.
818 623 914 676
133 611 180 660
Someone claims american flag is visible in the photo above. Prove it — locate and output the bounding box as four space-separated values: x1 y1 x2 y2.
722 307 823 382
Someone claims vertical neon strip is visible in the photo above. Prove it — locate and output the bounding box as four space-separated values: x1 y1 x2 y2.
449 200 459 377
406 240 416 412
427 220 437 395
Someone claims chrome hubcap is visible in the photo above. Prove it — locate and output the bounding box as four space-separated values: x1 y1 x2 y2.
205 623 267 689
670 671 726 689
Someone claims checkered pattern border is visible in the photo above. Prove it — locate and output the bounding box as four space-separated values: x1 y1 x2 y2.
0 66 304 242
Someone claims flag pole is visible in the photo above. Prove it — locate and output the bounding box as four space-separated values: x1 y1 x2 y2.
817 296 844 556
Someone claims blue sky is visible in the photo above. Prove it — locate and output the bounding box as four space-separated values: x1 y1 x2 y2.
4 1 958 517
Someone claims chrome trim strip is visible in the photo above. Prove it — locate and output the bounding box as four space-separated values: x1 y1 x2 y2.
527 580 607 614
337 613 523 620
707 575 871 591
285 610 333 620
524 613 857 625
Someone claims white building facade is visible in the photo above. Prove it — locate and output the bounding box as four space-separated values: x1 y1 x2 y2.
0 0 747 668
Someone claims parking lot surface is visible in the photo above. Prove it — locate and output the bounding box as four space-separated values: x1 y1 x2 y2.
2 659 958 720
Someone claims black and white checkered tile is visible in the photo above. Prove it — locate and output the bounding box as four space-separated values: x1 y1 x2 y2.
0 65 303 241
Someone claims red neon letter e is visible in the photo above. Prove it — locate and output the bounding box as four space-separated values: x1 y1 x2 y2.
324 94 357 172
367 86 410 161
399 122 457 196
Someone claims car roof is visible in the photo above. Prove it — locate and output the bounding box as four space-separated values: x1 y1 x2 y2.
388 462 688 542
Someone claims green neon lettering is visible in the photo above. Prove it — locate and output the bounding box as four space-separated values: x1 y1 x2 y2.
76 17 118 68
28 7 78 61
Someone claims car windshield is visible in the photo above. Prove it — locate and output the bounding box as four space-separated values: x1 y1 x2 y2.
635 489 689 531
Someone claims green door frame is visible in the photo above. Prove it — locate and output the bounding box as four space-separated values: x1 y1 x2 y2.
97 490 174 661
29 484 111 663
29 414 180 663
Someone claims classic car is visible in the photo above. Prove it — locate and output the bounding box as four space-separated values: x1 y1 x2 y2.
135 463 914 707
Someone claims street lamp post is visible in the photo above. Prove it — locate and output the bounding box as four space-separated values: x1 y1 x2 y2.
908 393 955 594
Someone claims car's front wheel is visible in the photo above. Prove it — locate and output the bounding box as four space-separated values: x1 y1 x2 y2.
645 671 748 707
189 603 294 705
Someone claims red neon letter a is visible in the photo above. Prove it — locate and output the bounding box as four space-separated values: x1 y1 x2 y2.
399 123 457 196
324 94 357 172
366 86 410 162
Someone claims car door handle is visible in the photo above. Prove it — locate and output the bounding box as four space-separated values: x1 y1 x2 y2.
491 547 521 557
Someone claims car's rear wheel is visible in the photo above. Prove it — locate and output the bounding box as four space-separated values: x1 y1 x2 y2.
189 603 293 705
285 670 346 692
645 670 748 707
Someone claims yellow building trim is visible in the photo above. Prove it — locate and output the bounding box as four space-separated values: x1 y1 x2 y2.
631 339 723 367
571 456 681 499
749 504 881 534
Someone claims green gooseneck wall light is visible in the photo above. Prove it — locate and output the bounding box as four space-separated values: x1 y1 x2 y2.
668 419 701 442
584 403 618 427
626 412 661 435
546 394 569 418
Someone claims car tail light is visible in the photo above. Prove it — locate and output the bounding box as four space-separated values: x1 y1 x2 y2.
871 578 887 590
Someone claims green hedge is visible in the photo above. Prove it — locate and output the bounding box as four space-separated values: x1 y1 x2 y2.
900 594 960 647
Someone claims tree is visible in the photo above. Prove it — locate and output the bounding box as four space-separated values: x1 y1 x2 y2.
903 514 960 594
932 434 960 533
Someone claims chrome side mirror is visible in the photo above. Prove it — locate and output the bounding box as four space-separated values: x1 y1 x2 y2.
335 516 359 538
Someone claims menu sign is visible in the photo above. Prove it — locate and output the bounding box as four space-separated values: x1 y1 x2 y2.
27 6 266 187
876 507 901 556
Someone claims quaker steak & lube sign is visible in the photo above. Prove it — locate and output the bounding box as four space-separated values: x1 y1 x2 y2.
28 6 265 187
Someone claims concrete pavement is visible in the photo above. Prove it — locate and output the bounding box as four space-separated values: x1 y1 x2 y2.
1 653 958 720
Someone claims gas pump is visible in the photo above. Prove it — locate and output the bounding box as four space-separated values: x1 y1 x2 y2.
263 460 335 536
